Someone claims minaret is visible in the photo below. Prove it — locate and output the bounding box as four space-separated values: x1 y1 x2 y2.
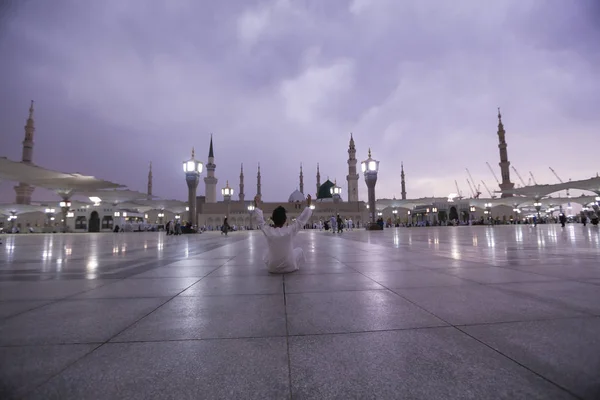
299 163 304 194
14 101 36 204
257 163 262 197
346 133 359 202
239 163 245 202
400 162 407 200
203 135 218 203
496 108 514 198
147 162 153 199
316 163 321 194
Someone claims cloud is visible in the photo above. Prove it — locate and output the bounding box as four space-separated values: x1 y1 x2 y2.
1 0 599 204
279 58 355 124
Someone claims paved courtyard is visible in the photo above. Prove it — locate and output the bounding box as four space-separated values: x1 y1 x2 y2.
0 225 599 399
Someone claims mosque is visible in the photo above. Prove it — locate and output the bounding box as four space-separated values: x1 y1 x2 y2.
1 102 599 233
189 134 368 230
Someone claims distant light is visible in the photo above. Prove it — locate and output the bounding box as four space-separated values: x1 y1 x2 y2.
89 196 102 204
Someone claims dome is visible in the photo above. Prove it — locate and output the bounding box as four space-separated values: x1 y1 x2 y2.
317 180 335 199
288 189 305 203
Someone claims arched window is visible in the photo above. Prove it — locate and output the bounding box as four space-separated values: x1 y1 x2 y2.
75 216 87 229
102 216 113 229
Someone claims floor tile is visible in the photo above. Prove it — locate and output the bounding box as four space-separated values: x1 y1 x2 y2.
492 281 600 315
73 278 200 298
0 301 52 319
0 344 96 400
342 260 423 272
0 280 112 301
207 264 271 277
289 328 575 399
113 295 286 341
509 265 600 280
179 275 283 296
286 290 447 335
284 273 385 293
464 317 600 400
164 259 227 268
362 270 473 288
129 265 220 279
441 266 561 284
396 285 587 325
0 298 166 345
28 339 289 400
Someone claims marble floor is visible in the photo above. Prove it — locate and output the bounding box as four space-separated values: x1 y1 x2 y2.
0 225 599 399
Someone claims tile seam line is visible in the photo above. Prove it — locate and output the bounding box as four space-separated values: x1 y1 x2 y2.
282 274 294 400
454 325 585 400
4 315 599 347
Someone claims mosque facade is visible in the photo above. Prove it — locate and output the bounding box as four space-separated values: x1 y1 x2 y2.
191 135 370 229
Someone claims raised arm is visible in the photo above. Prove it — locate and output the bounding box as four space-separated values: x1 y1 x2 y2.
253 195 266 229
291 194 313 235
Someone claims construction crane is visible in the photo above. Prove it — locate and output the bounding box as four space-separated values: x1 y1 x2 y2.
549 167 571 199
481 180 497 198
466 178 476 198
486 162 501 186
529 171 539 185
454 180 463 199
465 168 482 198
549 167 564 183
512 166 527 187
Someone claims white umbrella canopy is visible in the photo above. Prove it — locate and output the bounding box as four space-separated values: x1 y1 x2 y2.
0 203 45 216
78 189 150 205
0 157 124 197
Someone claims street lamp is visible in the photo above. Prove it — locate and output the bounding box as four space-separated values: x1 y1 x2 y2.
59 200 71 233
222 181 234 219
183 147 204 230
534 202 542 218
157 211 164 226
330 180 342 218
247 203 255 229
392 209 398 226
484 202 493 225
361 148 381 230
44 208 56 228
8 213 17 231
469 205 476 224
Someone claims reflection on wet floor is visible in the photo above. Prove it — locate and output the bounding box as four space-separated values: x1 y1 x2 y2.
1 225 598 281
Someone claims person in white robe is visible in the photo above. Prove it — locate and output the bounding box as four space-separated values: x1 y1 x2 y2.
253 194 313 274
329 215 337 233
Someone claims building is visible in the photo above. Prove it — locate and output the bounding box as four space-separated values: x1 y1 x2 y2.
194 135 369 229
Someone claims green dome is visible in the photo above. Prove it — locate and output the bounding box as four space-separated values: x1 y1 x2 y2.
317 180 334 199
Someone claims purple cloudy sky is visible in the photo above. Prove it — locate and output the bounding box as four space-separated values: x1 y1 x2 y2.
1 0 599 203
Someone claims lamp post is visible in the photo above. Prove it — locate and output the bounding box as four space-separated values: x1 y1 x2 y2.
157 211 164 227
534 202 542 219
432 207 438 225
59 200 71 233
8 212 17 232
392 209 398 226
330 180 342 218
221 181 234 219
183 148 204 230
407 210 411 226
247 203 255 229
484 202 492 225
44 208 56 229
469 206 476 225
361 148 381 230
